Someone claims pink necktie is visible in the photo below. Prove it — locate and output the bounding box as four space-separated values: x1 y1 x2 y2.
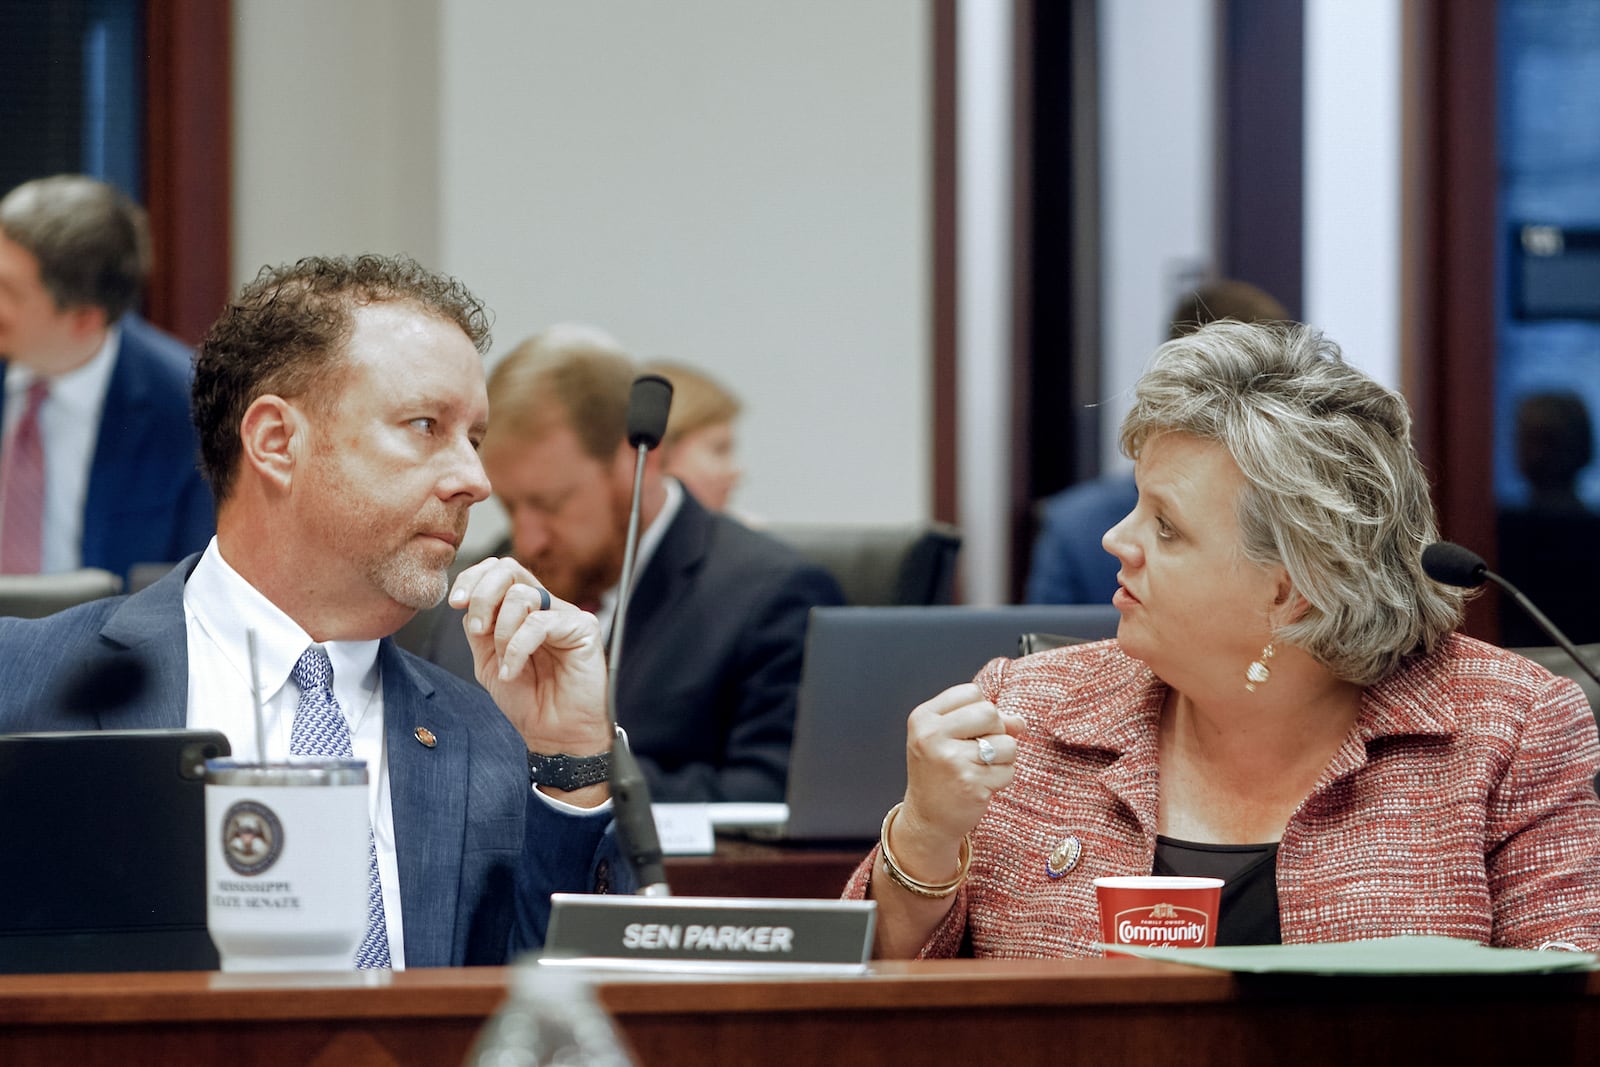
0 380 49 574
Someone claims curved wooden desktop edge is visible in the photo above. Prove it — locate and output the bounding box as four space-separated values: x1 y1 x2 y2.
0 958 1597 1066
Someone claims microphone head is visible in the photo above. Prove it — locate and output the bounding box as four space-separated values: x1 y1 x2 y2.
626 374 674 449
1421 541 1489 589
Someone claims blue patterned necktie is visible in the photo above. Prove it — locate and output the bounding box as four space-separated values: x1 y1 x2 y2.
290 645 392 969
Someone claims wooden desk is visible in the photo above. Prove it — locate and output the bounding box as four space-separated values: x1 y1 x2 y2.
662 836 867 899
1 958 1597 1066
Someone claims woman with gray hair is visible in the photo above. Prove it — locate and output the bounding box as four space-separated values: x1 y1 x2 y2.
851 320 1600 956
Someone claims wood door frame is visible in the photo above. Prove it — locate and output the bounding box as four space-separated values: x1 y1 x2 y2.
143 0 231 344
1401 0 1499 640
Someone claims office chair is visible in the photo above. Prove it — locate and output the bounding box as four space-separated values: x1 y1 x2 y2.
764 520 962 606
127 562 181 593
1015 604 1123 657
1017 632 1089 656
0 568 123 619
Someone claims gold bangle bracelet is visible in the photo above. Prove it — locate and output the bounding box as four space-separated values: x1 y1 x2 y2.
878 801 972 899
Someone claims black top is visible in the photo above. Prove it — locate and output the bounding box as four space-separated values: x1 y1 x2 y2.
1153 836 1282 946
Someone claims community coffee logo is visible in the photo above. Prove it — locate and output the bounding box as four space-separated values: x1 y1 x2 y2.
221 800 284 876
1112 901 1211 947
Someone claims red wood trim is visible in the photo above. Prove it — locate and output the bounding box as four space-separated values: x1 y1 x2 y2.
143 0 232 345
3 960 1598 1067
1401 0 1499 640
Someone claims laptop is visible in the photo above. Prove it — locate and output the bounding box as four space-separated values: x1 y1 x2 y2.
0 729 231 973
720 604 1121 843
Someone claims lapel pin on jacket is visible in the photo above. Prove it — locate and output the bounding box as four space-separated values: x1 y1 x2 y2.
413 726 437 748
1047 834 1082 878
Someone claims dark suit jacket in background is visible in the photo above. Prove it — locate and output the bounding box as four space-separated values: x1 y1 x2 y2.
420 493 844 803
0 557 619 966
0 315 215 584
1024 473 1138 606
1497 504 1600 646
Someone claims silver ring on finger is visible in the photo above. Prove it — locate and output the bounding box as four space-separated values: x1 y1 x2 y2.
536 586 551 611
975 736 997 766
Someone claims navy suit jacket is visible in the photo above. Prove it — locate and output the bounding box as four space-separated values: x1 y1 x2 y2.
0 557 620 967
0 316 215 583
615 493 843 801
419 493 844 802
1024 474 1138 606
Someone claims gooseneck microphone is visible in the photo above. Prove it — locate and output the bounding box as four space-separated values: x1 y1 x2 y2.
607 374 674 896
1421 541 1600 691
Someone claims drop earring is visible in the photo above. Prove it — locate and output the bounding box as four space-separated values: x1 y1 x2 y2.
1245 642 1275 692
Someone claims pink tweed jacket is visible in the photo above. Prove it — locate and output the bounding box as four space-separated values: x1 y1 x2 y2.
845 634 1600 957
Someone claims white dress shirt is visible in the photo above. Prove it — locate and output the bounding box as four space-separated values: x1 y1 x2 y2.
182 539 408 968
1 326 118 573
594 476 683 639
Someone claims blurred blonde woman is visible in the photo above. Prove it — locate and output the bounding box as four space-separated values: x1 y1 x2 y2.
645 361 743 512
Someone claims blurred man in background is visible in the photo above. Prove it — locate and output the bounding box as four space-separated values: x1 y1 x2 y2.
1497 390 1600 645
0 174 212 582
420 327 843 802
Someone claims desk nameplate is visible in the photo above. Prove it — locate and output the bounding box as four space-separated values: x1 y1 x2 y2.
541 893 875 975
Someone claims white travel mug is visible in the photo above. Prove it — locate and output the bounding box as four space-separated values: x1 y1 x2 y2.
203 758 370 972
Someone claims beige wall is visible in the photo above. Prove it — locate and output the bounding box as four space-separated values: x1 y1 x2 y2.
233 0 442 277
232 0 929 534
229 0 1402 583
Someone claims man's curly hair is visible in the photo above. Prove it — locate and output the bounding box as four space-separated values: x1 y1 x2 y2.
192 253 492 501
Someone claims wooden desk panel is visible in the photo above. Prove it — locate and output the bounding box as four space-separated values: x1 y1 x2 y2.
0 968 505 1067
662 836 867 899
1 959 1597 1066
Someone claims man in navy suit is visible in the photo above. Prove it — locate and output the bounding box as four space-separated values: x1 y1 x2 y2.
0 254 624 967
0 175 213 583
419 329 843 803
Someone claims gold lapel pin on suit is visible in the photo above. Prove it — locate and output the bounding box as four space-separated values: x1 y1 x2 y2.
413 726 437 748
1047 835 1082 878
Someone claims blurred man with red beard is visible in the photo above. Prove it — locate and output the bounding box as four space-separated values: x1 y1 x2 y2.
423 327 842 803
0 255 626 968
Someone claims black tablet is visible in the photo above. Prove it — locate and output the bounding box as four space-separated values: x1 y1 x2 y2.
0 729 230 973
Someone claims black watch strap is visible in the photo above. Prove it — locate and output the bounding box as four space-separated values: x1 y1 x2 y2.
527 749 611 791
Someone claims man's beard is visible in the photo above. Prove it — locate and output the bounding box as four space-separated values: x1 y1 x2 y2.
365 508 471 611
367 549 452 611
525 491 631 609
529 539 625 610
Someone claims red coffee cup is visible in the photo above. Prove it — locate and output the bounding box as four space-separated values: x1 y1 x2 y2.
1093 875 1224 956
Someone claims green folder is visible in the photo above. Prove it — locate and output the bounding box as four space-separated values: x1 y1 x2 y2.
1105 935 1597 975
